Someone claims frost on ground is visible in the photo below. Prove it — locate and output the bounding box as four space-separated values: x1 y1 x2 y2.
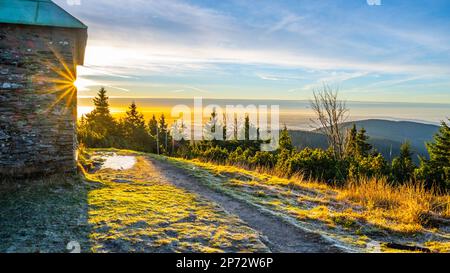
0 175 91 253
0 149 269 253
86 151 268 253
2 149 447 253
92 152 137 170
160 156 450 253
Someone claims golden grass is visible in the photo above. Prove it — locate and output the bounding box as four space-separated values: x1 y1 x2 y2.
165 156 450 252
339 178 450 233
178 158 450 232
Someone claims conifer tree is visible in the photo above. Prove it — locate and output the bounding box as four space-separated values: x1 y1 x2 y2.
222 113 227 141
91 87 111 115
122 102 152 152
85 87 115 126
245 114 250 141
279 125 293 151
159 114 168 135
158 114 171 154
203 108 222 141
355 127 372 157
345 124 358 157
148 114 158 137
392 142 415 183
124 102 145 130
233 116 238 140
211 108 217 134
82 87 117 147
415 119 450 190
241 114 257 142
427 119 450 165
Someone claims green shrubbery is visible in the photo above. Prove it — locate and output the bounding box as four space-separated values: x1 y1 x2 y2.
179 121 449 191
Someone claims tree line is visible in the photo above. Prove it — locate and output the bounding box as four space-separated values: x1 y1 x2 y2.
78 87 173 154
78 87 449 191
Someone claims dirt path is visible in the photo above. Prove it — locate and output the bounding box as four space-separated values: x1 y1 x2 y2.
148 156 343 253
87 152 269 253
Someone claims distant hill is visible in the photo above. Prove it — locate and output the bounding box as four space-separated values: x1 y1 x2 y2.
289 119 440 162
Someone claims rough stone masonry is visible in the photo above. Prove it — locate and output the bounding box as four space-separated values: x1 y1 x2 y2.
0 20 87 176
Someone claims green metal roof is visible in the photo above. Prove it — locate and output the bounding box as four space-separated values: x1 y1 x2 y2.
0 0 87 29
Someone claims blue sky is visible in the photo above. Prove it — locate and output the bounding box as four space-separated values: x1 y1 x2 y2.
56 0 450 103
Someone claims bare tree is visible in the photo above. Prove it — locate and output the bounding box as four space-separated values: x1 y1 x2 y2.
310 85 349 159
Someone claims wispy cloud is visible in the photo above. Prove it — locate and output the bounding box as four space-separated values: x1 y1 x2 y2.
256 73 306 81
290 71 370 93
56 0 450 102
266 14 304 34
345 75 438 94
64 0 450 77
78 65 137 79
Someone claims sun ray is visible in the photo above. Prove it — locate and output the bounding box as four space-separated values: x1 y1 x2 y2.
36 43 80 116
38 83 73 95
65 86 77 112
47 63 74 83
45 86 76 114
48 44 75 81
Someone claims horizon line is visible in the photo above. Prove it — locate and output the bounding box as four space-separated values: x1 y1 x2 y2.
77 96 450 106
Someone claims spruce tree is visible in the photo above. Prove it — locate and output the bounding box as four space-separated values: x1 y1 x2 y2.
210 108 217 134
85 87 114 123
355 127 372 157
427 119 450 164
91 87 111 116
242 114 257 142
234 116 238 140
124 101 145 130
148 114 158 137
346 127 376 179
279 125 293 151
122 102 151 151
345 124 358 157
83 87 117 147
158 114 170 154
392 141 415 183
244 114 250 141
416 119 450 190
222 113 227 141
203 109 221 141
159 114 168 135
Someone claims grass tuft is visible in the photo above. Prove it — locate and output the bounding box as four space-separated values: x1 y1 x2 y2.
339 178 449 232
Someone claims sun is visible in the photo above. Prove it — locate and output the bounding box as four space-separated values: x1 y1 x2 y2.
73 78 83 90
73 77 94 91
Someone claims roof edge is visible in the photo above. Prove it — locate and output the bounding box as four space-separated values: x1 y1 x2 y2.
0 0 88 29
51 1 87 29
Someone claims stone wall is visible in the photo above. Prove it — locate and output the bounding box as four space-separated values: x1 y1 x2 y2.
0 24 81 176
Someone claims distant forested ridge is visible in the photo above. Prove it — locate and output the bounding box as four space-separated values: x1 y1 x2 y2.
289 119 439 163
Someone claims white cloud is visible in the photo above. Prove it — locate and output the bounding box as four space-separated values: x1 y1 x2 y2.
80 42 450 79
291 71 370 93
